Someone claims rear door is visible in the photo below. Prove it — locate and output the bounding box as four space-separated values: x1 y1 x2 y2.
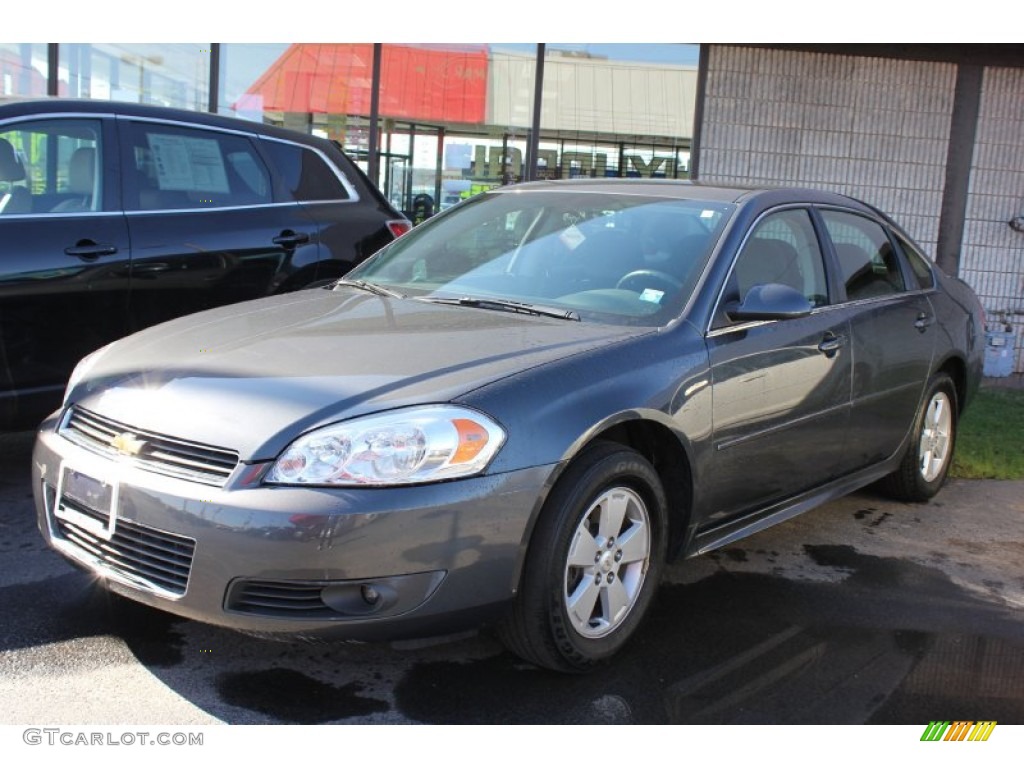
0 115 130 428
117 117 321 333
816 207 935 471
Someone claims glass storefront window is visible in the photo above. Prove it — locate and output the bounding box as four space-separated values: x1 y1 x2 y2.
539 44 698 180
0 44 48 97
217 43 699 220
59 44 210 110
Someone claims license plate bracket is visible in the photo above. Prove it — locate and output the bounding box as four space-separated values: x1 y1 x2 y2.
55 462 120 541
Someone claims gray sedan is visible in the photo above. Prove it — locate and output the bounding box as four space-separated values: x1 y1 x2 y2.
32 180 985 672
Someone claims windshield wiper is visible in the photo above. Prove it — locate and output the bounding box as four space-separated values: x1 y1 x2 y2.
332 278 405 299
420 296 581 321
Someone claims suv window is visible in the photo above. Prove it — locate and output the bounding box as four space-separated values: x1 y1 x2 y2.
0 119 103 215
260 138 351 202
820 209 906 300
123 121 272 211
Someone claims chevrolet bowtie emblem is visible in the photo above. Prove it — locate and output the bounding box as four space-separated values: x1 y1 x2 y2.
110 432 147 456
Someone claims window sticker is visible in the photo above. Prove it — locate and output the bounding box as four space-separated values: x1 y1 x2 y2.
148 134 230 193
639 288 665 303
700 209 715 219
560 224 585 250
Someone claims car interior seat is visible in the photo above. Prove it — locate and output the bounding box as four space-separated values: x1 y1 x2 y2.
0 138 32 215
835 242 894 300
50 147 96 213
736 237 805 296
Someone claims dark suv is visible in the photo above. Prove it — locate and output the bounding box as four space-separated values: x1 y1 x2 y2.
0 99 410 430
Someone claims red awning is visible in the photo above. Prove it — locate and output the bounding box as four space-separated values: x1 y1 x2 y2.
239 44 488 124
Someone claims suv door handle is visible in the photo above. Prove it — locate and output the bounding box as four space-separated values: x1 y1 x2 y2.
65 241 118 259
818 332 845 357
914 312 935 332
272 230 311 248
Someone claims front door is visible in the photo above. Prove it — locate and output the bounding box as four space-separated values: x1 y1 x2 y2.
703 207 852 523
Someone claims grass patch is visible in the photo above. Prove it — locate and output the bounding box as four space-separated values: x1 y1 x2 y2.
951 387 1024 480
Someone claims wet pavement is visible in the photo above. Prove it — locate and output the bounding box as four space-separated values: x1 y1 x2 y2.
1 428 1022 725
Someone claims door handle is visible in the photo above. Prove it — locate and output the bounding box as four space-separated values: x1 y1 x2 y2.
272 230 311 248
818 333 845 357
65 241 118 259
914 312 935 332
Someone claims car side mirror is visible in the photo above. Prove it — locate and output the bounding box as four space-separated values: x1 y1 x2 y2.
727 283 813 321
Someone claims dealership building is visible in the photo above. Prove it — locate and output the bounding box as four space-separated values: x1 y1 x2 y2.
1 42 1021 372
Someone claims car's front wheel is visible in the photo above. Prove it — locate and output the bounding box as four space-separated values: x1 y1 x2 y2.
881 372 958 502
498 442 667 672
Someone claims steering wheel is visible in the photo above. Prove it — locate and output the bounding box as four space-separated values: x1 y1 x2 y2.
615 269 683 295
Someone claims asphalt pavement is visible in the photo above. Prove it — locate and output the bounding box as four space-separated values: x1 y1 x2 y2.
1 426 1022 725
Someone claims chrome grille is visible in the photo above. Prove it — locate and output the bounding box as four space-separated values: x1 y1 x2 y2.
50 488 195 596
60 407 239 486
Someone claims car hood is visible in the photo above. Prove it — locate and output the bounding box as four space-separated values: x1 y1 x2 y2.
70 288 651 459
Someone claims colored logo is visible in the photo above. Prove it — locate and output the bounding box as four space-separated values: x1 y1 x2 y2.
920 721 997 742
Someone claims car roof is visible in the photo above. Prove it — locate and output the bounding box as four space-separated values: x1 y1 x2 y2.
490 178 876 211
0 97 321 146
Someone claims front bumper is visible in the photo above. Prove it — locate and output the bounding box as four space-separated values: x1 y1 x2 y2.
32 414 554 641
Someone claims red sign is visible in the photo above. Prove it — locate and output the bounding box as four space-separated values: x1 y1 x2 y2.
240 44 488 124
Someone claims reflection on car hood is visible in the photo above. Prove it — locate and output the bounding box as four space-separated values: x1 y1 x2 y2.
72 288 650 459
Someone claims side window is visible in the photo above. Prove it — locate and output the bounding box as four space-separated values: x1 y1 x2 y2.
820 209 906 300
0 119 104 215
259 139 351 202
124 122 272 211
730 208 829 310
894 232 935 290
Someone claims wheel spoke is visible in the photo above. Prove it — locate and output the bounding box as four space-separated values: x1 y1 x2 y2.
617 522 649 565
597 491 629 541
566 576 602 629
602 576 631 625
566 527 599 568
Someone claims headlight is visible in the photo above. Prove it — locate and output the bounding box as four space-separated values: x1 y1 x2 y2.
265 405 506 486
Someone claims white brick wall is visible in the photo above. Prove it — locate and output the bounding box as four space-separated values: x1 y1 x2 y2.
700 45 1023 373
964 66 1024 373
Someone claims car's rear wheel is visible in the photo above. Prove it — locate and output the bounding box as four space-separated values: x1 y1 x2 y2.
498 442 667 673
881 372 958 502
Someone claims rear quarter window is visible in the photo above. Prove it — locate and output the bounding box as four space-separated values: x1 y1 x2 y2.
259 139 351 202
894 232 936 290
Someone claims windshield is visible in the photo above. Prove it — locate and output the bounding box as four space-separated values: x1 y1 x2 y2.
346 188 735 326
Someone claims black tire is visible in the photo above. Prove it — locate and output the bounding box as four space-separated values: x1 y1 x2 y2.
498 441 667 673
880 372 958 502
